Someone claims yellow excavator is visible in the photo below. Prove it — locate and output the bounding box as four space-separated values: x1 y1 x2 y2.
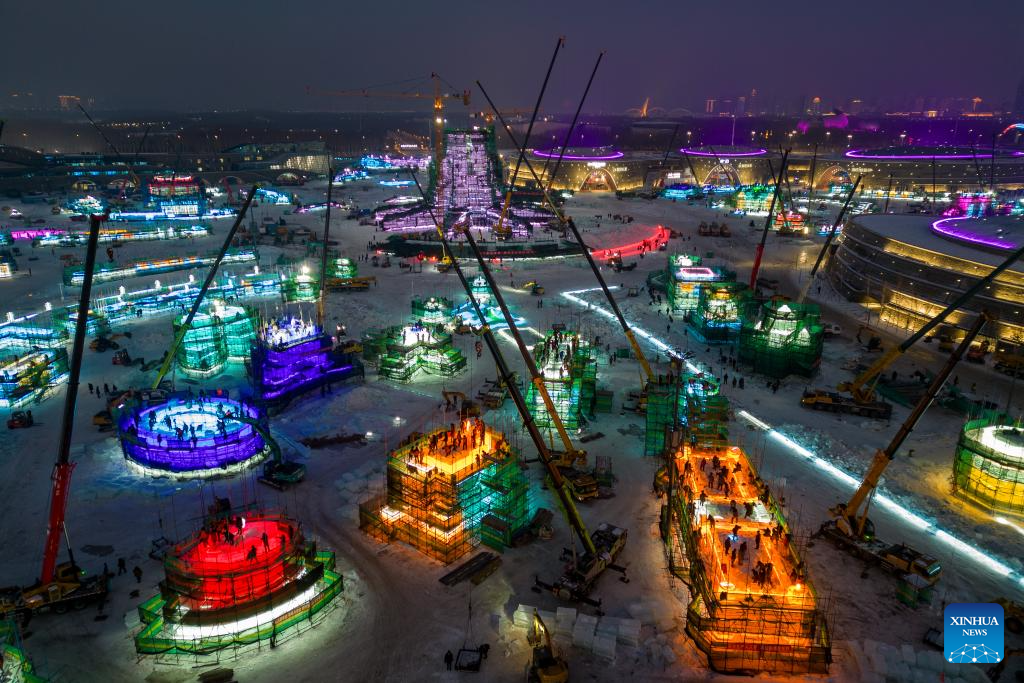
528 609 569 683
819 312 991 583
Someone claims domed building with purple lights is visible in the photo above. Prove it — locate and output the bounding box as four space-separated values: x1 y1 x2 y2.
806 146 1024 193
517 145 662 193
676 146 776 188
827 213 1024 349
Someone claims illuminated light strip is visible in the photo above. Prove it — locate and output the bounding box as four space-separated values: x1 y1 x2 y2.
680 147 768 157
736 410 1024 588
845 148 1024 159
532 149 624 160
931 217 1017 251
561 287 1024 590
172 583 319 640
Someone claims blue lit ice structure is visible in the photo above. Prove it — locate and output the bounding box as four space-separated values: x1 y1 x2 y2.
251 317 363 407
118 395 270 478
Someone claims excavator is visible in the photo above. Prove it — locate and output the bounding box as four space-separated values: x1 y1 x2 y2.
528 609 569 683
803 237 1024 419
819 312 991 583
403 167 626 608
0 215 109 626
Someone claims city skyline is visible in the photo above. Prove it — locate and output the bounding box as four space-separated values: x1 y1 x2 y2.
1 0 1021 115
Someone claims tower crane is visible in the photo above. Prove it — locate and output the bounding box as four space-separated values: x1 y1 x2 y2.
306 74 470 167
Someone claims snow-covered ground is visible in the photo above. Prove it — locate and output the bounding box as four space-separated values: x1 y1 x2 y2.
0 180 1019 682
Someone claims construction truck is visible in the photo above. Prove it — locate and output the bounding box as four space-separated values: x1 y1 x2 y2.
89 336 119 352
818 312 991 584
0 563 108 624
802 240 1024 418
6 410 34 429
800 389 892 419
528 609 569 683
552 466 599 502
536 523 628 606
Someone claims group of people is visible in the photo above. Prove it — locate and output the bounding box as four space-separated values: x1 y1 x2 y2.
406 419 497 466
537 331 582 379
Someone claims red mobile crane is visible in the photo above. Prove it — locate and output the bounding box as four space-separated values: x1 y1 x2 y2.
1 214 109 624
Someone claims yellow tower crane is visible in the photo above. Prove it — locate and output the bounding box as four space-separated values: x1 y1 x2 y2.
306 74 470 168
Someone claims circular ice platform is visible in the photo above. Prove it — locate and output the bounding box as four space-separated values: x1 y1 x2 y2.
118 395 270 478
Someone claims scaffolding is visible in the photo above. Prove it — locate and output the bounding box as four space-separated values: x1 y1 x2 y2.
326 255 357 279
738 299 824 379
50 306 111 338
453 275 524 329
525 330 597 431
645 373 724 456
134 511 343 656
667 255 734 315
281 267 318 303
363 323 466 382
359 420 532 564
411 296 454 324
0 349 69 409
952 414 1024 518
669 441 832 675
174 312 228 378
0 620 46 683
689 282 748 345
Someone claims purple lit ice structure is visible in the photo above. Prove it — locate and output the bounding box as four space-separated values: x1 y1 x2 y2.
931 217 1019 251
119 396 269 477
251 318 362 406
531 147 624 160
375 130 547 237
680 147 768 157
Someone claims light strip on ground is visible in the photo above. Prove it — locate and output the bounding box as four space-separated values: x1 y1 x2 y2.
561 287 1024 590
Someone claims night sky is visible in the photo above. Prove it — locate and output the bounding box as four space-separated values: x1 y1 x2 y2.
2 0 1022 113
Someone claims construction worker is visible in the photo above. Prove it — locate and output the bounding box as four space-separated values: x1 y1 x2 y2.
444 650 454 671
132 566 143 584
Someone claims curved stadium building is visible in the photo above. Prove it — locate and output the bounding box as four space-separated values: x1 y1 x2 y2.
828 213 1024 348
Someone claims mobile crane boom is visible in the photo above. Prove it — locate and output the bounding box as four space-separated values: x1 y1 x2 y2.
406 171 596 556
151 186 258 389
832 311 991 540
477 78 655 382
40 214 103 584
838 240 1024 405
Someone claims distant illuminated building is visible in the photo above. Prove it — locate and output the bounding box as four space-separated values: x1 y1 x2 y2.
953 417 1024 518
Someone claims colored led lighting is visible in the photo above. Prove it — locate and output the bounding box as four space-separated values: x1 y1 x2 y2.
675 266 718 280
844 149 1017 159
252 317 360 403
532 148 624 160
118 396 270 476
680 148 768 157
931 217 1018 251
562 287 1024 591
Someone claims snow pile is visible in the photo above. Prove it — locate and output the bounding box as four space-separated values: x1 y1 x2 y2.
512 604 650 664
850 639 991 683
